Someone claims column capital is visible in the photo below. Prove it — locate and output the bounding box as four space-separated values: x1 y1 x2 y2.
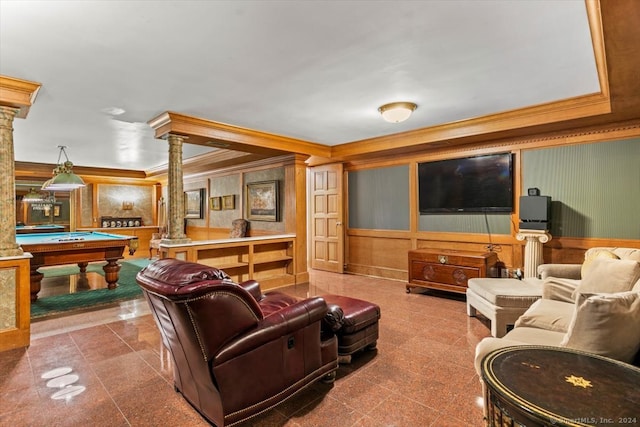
0 105 19 118
516 230 552 244
165 133 189 143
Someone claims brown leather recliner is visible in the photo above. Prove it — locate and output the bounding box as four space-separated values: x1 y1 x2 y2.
136 258 339 426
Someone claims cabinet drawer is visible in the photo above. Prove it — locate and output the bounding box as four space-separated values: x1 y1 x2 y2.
410 261 480 288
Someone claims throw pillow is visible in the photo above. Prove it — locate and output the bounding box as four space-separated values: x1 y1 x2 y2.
574 258 640 297
580 249 619 278
560 291 640 363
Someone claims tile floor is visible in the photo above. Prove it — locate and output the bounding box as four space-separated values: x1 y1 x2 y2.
1 269 492 426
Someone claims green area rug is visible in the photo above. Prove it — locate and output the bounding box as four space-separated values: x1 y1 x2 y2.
31 259 151 319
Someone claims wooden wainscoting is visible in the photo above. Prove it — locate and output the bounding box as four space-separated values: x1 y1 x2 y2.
346 231 640 282
542 236 640 264
346 231 413 281
0 256 31 351
345 229 524 282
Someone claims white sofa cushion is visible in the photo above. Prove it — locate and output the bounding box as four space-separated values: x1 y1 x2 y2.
503 326 566 346
467 278 542 308
575 258 640 297
581 248 619 278
560 291 640 364
610 247 640 263
473 328 566 374
514 298 575 332
542 277 580 303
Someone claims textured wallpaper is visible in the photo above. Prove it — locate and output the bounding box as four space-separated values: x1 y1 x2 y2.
97 184 154 226
523 137 640 238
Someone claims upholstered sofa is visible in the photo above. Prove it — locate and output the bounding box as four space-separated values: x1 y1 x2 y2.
136 258 339 427
474 247 640 373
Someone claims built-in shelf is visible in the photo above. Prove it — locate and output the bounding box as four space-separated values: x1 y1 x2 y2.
160 234 296 290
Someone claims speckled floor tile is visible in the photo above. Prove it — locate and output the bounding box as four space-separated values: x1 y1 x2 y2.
1 268 491 426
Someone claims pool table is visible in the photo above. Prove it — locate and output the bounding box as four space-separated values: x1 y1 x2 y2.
16 225 65 234
16 231 139 301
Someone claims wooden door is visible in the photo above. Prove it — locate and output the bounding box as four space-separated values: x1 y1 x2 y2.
310 164 343 273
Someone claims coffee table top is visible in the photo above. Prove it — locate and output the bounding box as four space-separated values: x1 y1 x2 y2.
481 346 640 426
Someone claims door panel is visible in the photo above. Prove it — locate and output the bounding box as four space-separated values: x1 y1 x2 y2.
310 164 343 273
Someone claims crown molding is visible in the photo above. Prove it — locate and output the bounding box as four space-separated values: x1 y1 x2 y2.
0 75 42 119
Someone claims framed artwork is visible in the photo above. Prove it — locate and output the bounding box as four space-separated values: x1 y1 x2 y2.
185 189 205 219
210 196 222 211
222 195 235 210
246 180 278 221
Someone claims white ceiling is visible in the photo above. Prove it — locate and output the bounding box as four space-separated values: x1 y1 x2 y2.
0 0 600 171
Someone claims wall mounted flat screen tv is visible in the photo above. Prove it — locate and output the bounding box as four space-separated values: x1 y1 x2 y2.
418 153 513 213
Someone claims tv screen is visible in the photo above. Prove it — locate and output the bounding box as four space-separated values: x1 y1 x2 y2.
418 153 513 213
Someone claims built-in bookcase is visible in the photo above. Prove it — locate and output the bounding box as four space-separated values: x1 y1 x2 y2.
161 235 296 290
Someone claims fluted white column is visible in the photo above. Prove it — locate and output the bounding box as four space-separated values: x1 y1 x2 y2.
516 230 552 278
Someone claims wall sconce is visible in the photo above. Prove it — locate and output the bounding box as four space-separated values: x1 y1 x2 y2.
378 102 417 123
41 146 86 191
122 201 134 210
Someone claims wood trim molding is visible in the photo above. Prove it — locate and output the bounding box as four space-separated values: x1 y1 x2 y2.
0 75 42 119
545 236 640 251
15 161 150 181
340 119 640 170
330 92 611 161
145 148 268 178
148 111 331 158
586 0 610 100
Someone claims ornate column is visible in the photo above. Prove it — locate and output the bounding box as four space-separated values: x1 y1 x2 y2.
0 76 41 350
0 106 22 257
516 230 552 278
163 134 190 244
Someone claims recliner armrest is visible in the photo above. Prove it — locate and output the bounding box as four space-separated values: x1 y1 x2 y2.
323 304 345 332
537 263 582 280
239 279 263 301
214 297 329 365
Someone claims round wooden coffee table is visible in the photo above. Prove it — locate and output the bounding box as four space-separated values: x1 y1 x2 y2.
481 345 640 427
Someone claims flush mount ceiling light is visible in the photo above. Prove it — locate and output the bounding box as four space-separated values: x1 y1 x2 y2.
101 106 126 116
378 102 417 123
41 146 86 192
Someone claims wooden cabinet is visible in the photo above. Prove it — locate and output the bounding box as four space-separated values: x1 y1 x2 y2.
161 235 296 291
407 249 497 294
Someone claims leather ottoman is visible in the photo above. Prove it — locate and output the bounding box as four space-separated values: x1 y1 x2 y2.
322 295 381 363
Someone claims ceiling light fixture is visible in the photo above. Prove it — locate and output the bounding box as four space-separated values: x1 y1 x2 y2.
101 106 126 116
23 188 45 202
41 146 86 192
378 102 417 123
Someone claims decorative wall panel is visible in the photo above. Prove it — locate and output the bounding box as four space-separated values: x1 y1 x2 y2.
348 165 410 230
0 268 16 330
97 184 153 226
523 138 640 238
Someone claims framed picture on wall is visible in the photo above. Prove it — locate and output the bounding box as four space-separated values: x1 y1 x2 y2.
210 196 222 211
222 195 235 210
246 180 278 221
185 189 205 218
